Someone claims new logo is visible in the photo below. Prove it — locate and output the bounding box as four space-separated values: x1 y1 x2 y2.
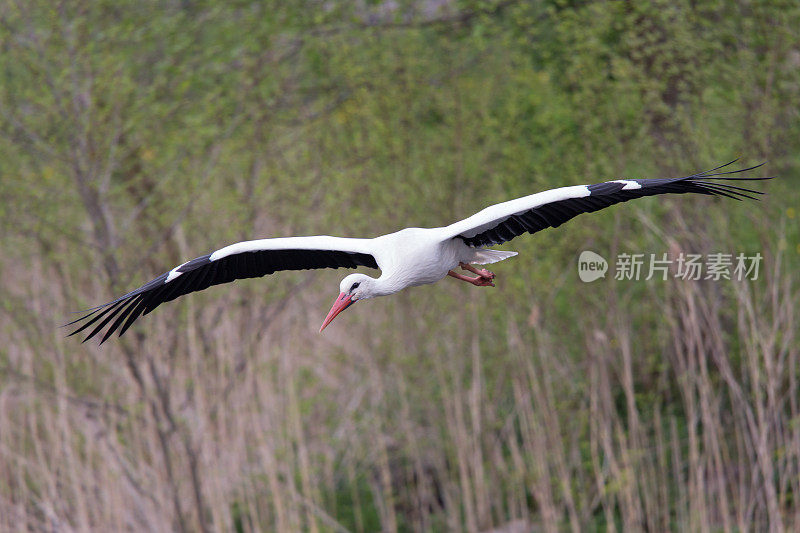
578 251 608 282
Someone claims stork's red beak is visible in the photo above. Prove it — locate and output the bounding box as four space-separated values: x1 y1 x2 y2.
319 293 354 332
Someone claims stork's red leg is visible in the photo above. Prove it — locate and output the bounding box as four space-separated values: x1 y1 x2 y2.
448 270 495 287
459 262 495 280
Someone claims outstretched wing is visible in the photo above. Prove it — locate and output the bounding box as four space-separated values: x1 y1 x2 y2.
445 160 772 248
68 236 378 344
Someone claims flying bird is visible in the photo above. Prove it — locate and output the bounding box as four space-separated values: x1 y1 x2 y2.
68 160 771 343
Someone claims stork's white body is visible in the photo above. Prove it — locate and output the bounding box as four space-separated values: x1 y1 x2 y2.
371 228 473 292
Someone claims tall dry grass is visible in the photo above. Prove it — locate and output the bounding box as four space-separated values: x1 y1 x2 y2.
1 211 797 531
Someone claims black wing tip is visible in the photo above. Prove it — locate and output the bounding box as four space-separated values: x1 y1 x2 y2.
690 159 770 179
687 160 772 200
62 304 111 327
66 290 151 344
626 159 773 202
65 267 181 343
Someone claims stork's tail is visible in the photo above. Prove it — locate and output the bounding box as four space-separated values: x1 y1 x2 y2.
469 248 518 265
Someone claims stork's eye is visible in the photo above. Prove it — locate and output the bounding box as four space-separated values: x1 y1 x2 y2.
350 282 360 292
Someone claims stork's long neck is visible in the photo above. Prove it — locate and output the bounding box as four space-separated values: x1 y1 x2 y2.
372 264 442 297
368 277 396 298
370 273 408 298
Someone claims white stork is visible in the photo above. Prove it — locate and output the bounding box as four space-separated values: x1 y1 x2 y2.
68 160 770 343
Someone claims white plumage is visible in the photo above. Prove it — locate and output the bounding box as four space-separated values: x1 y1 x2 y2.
68 160 770 342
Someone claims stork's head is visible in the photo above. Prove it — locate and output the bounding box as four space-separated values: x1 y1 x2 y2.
319 273 376 332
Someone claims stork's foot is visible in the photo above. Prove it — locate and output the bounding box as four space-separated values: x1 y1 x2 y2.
476 268 495 279
448 270 496 287
471 275 495 287
458 262 495 280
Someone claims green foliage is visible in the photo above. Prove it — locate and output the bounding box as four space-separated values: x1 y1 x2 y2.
1 0 798 531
